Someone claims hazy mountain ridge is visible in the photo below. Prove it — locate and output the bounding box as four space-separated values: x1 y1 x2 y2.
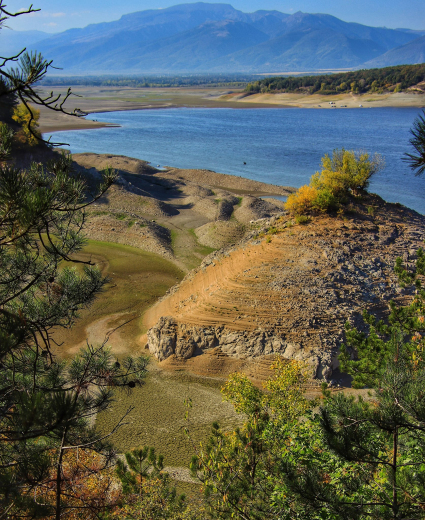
364 35 425 68
2 2 424 73
0 29 54 56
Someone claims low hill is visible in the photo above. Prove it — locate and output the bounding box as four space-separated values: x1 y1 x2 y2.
245 63 425 95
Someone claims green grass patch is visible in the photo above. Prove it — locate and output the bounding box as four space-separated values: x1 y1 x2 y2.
55 240 184 355
187 228 216 258
295 215 311 225
115 213 127 220
267 226 279 235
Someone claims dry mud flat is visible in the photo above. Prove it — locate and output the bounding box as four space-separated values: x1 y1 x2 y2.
96 368 242 468
223 90 425 109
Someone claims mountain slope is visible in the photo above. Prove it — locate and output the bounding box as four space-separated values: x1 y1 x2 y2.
0 29 55 56
64 20 269 73
364 35 425 68
274 12 416 52
206 29 387 72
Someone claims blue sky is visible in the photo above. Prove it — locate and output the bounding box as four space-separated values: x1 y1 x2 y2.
5 0 425 32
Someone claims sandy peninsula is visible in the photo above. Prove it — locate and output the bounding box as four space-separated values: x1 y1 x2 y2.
222 90 425 109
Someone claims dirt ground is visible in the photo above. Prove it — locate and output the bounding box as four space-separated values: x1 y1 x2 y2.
223 90 425 108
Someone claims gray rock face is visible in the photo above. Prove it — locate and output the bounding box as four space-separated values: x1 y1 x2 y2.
147 316 177 361
147 317 337 379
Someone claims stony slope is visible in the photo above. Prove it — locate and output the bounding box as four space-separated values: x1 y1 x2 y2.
144 195 425 382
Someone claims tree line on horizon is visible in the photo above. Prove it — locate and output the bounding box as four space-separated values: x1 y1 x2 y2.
41 64 425 94
245 63 425 95
40 74 257 89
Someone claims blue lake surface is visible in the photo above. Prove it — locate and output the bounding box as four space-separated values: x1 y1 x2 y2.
46 107 425 214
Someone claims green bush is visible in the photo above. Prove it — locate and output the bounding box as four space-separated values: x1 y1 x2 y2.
312 186 340 212
295 215 311 225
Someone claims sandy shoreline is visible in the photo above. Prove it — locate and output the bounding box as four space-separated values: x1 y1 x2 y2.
39 86 425 134
38 86 284 134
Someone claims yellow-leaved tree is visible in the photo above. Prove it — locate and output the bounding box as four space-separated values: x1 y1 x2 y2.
189 358 309 520
285 149 384 215
12 101 41 145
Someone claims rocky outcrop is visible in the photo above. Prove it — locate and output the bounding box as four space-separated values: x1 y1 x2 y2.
147 317 332 377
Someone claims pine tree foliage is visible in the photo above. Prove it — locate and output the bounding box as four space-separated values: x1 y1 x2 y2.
113 446 194 520
403 110 425 176
0 153 149 518
0 2 86 146
117 446 166 495
0 121 13 159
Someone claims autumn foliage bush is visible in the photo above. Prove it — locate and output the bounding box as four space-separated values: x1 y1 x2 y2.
285 185 318 215
12 101 41 145
285 149 384 215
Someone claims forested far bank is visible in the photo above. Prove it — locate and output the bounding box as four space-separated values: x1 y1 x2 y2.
40 74 257 89
246 63 425 95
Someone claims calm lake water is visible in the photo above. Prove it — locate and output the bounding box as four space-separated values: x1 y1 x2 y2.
46 107 425 214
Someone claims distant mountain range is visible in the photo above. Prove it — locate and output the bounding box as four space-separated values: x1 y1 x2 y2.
1 2 425 74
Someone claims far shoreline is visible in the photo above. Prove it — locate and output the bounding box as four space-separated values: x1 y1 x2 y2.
38 86 425 134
